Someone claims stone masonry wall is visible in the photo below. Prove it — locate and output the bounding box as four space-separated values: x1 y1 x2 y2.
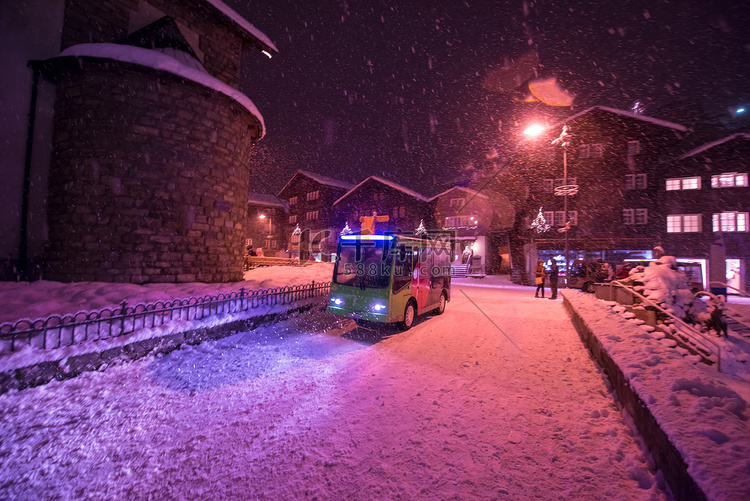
44 59 262 283
61 0 244 88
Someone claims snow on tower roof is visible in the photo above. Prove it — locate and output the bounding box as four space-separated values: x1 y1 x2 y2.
549 105 687 132
334 176 429 206
247 193 287 210
276 170 354 197
428 186 489 202
678 132 750 160
203 0 278 54
56 43 266 138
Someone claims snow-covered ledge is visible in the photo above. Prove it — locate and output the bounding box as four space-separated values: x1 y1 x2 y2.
56 43 266 138
562 289 750 501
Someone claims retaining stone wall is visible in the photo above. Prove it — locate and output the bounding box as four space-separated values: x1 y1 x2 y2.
562 295 707 501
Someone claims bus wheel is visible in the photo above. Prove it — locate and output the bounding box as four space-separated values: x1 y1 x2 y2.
583 282 595 293
433 291 447 315
399 301 416 331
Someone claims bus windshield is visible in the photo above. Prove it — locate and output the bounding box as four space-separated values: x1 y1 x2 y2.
334 239 392 289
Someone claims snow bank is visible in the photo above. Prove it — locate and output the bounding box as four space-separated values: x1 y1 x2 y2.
563 289 750 501
0 264 334 325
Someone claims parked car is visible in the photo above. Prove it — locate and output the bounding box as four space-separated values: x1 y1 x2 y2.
567 260 619 292
568 259 705 293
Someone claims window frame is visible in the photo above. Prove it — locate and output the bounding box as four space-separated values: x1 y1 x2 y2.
666 176 701 191
634 208 648 225
712 172 749 188
713 211 749 232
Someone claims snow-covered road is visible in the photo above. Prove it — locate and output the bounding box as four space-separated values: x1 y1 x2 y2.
0 285 669 500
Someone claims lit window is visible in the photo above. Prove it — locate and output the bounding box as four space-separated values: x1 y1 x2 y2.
289 196 297 205
543 211 554 225
666 176 701 190
712 172 748 188
288 215 297 224
667 214 702 233
579 144 590 159
542 179 554 193
713 212 749 232
445 215 479 227
627 141 640 156
306 190 320 201
683 214 701 232
449 198 466 208
305 210 319 221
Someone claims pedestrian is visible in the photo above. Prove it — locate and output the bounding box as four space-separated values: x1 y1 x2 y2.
534 259 547 298
462 244 473 264
549 261 559 299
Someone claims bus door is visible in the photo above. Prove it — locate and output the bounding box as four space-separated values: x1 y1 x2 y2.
392 243 413 294
413 246 431 310
428 245 450 305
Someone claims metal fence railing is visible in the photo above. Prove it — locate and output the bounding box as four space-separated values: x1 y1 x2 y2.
0 282 331 354
603 280 721 371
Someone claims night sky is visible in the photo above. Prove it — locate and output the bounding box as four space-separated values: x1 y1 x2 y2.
233 0 750 196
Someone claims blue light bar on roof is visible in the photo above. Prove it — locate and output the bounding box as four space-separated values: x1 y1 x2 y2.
340 235 394 241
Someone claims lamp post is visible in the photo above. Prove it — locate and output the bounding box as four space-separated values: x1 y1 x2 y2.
551 126 576 286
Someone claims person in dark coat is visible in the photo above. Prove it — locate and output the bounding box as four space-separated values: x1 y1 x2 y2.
549 261 559 300
534 259 547 298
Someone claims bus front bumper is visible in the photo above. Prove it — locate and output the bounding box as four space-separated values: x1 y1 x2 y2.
327 305 389 323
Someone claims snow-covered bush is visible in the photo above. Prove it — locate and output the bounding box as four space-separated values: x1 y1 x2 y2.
629 256 694 319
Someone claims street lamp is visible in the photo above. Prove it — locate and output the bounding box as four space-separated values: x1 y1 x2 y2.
551 126 577 286
523 124 546 138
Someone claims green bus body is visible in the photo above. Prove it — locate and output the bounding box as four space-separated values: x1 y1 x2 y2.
327 234 451 326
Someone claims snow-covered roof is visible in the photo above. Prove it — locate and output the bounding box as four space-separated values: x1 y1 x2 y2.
203 0 278 54
334 176 429 206
276 170 354 196
428 186 489 202
550 105 687 133
678 132 750 160
247 193 287 209
56 43 266 138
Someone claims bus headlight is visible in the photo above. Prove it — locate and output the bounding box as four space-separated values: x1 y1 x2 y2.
370 303 387 312
330 297 344 306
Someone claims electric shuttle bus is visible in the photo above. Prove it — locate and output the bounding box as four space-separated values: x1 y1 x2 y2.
327 233 452 330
